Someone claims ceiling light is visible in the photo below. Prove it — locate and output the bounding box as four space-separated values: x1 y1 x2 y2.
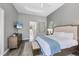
25 7 43 13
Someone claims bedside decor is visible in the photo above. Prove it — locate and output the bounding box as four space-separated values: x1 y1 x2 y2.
47 21 55 35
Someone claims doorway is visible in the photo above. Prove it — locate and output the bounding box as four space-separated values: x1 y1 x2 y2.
0 8 4 55
29 21 37 41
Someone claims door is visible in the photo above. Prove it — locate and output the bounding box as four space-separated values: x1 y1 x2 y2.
29 21 37 41
0 8 4 55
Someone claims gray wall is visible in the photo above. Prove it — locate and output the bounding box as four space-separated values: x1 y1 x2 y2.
0 3 18 51
47 3 79 27
18 13 47 40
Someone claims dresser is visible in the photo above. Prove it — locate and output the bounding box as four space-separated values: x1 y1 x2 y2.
8 33 22 49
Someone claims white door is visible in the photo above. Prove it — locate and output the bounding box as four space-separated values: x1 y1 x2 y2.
0 8 4 55
29 21 37 41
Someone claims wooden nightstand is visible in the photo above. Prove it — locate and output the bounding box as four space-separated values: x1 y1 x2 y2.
31 41 41 56
8 33 22 49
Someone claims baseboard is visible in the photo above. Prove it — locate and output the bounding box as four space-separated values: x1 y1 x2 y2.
1 49 9 56
23 38 29 40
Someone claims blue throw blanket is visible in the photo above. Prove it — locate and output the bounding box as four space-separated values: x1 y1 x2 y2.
36 35 61 56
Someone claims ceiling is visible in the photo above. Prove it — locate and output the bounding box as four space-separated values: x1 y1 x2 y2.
13 3 64 17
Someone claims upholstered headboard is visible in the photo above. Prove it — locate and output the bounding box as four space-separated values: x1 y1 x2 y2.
54 26 78 40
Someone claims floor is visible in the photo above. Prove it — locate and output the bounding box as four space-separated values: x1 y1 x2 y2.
5 41 33 56
4 41 77 56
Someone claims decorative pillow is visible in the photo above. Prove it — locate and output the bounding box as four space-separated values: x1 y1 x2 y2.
63 32 74 39
53 32 74 40
53 32 65 38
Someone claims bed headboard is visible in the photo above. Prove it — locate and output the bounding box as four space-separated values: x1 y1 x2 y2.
54 26 78 40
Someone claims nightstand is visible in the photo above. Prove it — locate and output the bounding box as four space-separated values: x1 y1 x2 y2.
8 33 22 49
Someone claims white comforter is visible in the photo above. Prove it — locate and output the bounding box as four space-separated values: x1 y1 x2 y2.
55 38 78 49
46 32 78 49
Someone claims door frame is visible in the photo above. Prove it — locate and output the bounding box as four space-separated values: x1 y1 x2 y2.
0 8 4 55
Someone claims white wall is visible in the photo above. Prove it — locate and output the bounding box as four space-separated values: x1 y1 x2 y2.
0 8 4 55
18 13 47 40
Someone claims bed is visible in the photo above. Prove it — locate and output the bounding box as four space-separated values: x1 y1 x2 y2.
52 26 78 49
35 26 78 56
46 32 78 49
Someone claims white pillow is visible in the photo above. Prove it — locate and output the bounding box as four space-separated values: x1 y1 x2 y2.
53 32 74 40
63 32 74 39
53 32 65 38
